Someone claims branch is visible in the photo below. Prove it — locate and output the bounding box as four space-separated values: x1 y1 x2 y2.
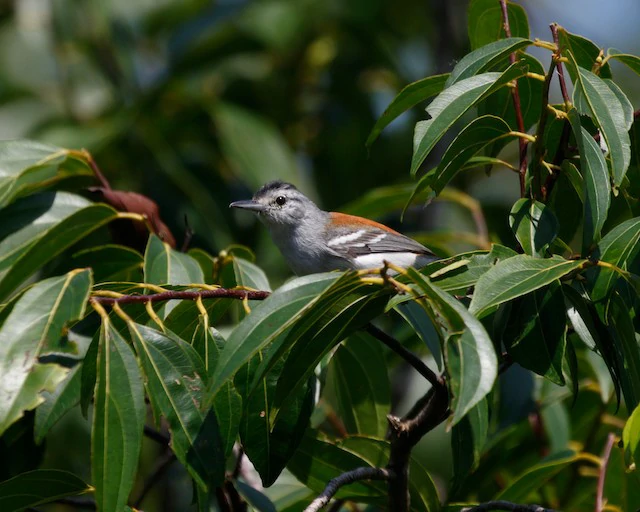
461 501 559 512
364 323 442 389
499 0 528 197
550 24 571 105
91 287 271 306
144 425 170 446
303 467 390 512
595 433 616 512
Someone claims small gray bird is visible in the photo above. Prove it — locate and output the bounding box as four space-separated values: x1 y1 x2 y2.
230 181 438 276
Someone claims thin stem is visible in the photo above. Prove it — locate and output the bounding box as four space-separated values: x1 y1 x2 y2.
143 425 170 446
303 467 390 512
461 501 559 512
364 323 442 389
91 287 271 306
550 24 571 105
499 0 529 197
595 433 617 512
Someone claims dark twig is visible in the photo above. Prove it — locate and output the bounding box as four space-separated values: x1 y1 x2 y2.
55 497 97 509
181 214 194 253
133 452 177 508
144 425 170 446
91 287 271 306
303 467 390 512
550 24 571 105
364 323 441 389
499 0 528 197
461 501 559 512
595 433 616 512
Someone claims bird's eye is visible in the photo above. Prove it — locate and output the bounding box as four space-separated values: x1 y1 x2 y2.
275 196 286 206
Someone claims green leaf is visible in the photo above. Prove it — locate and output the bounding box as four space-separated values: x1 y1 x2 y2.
541 401 570 454
270 277 388 418
207 273 340 400
503 282 567 385
92 320 145 512
404 268 497 424
419 115 513 200
469 255 586 317
213 102 299 188
411 64 528 176
429 244 518 293
623 403 640 468
34 365 81 443
144 234 204 285
128 323 225 488
235 356 314 487
323 332 391 438
569 56 631 187
451 398 488 491
567 109 611 253
0 192 91 279
71 245 143 283
395 300 442 368
0 269 92 435
590 217 640 302
447 38 531 86
366 74 449 148
509 198 558 257
608 48 640 77
286 431 387 502
495 450 579 501
0 203 117 302
558 28 612 79
236 480 277 512
467 0 529 50
0 469 90 511
0 140 92 208
547 161 584 245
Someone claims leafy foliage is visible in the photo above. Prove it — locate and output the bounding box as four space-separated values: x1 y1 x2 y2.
0 1 639 512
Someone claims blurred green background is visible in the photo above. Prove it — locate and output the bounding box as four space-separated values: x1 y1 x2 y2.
1 0 639 509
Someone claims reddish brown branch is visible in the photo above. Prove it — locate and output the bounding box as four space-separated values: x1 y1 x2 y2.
595 433 616 512
91 287 271 306
550 24 571 105
500 0 529 197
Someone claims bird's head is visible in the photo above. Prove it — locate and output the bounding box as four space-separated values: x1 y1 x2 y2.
230 181 318 227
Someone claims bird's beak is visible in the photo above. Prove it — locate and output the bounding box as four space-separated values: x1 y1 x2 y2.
229 200 266 212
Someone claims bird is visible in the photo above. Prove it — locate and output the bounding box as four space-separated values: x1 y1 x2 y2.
230 181 438 276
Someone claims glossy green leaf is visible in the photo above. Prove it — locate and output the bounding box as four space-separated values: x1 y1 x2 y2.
405 268 497 424
604 79 635 131
608 48 640 77
509 199 558 257
558 28 612 79
503 282 567 385
0 203 117 302
287 431 387 502
541 401 570 454
213 102 299 188
366 74 449 148
569 56 631 187
563 286 599 351
568 109 611 253
547 161 584 245
395 300 442 368
207 273 340 401
467 0 529 50
429 244 517 293
144 234 204 285
419 115 513 200
129 322 225 488
0 469 90 511
71 245 143 284
469 255 586 316
590 216 640 302
34 365 81 443
235 356 314 487
324 332 391 438
0 192 91 279
0 140 92 208
0 269 92 436
623 403 640 468
451 398 488 491
236 480 277 512
270 277 388 418
92 320 145 512
495 450 579 501
447 37 531 86
411 64 528 176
